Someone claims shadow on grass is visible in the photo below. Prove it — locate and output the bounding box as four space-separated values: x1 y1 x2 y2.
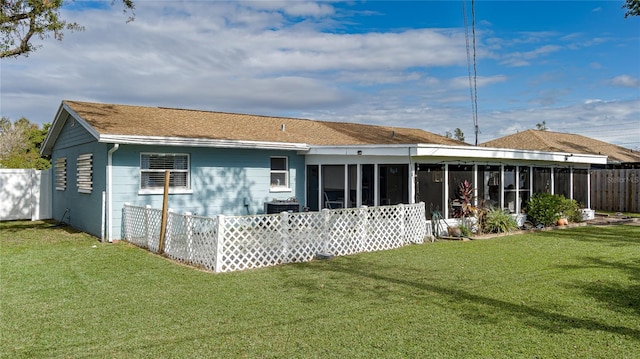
533 225 640 247
559 256 640 317
0 220 83 235
291 256 640 340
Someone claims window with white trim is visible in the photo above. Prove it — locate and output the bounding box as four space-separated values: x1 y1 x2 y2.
140 153 189 191
77 153 93 193
55 157 66 191
270 156 289 190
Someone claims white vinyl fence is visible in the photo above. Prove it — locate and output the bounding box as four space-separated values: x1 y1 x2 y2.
122 203 428 273
0 169 52 221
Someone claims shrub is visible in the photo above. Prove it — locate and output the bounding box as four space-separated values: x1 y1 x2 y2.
458 219 474 237
484 208 519 233
559 198 584 223
526 193 583 227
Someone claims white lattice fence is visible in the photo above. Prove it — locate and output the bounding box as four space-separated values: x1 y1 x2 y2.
122 205 162 251
404 203 427 244
164 212 219 271
122 202 428 273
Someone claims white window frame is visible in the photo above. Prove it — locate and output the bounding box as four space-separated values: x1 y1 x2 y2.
77 153 93 193
139 153 191 194
55 157 66 191
270 156 290 192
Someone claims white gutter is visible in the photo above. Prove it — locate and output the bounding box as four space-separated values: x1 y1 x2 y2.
99 134 310 151
107 143 119 242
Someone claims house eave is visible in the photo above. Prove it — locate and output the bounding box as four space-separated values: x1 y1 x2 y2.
98 134 310 151
305 144 608 164
416 144 608 164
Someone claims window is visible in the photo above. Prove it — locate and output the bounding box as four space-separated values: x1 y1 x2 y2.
270 157 289 190
55 157 66 191
77 153 93 193
140 153 189 192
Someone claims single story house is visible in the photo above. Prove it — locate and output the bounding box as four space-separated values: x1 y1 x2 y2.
41 101 608 241
480 129 640 168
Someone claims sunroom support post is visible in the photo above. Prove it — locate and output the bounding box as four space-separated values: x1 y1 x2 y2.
356 164 362 207
569 167 574 200
344 164 348 208
443 164 449 219
374 164 380 206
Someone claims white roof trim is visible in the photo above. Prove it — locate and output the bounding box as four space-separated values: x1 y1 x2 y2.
306 144 608 164
98 134 310 151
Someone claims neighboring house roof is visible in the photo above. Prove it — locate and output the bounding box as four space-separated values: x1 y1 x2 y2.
51 100 466 148
480 129 640 164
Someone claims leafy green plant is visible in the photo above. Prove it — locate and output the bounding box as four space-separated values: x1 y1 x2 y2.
458 220 473 237
558 197 583 223
526 193 583 227
484 208 519 233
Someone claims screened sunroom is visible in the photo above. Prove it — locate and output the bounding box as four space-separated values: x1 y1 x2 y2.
304 144 603 219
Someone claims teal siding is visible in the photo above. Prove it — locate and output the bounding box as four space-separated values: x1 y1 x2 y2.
51 118 107 238
110 145 306 239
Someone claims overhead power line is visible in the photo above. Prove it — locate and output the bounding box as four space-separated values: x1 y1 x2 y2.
462 0 479 145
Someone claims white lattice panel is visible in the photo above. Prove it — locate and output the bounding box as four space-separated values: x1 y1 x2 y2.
122 203 428 274
122 205 162 251
366 205 405 252
186 215 219 271
285 211 326 262
326 208 366 256
219 214 285 272
404 203 427 244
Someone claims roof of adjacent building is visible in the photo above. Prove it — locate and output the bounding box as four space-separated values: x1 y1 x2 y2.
60 100 466 147
480 129 640 163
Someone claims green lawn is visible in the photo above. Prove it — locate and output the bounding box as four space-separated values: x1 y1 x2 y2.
1 221 639 358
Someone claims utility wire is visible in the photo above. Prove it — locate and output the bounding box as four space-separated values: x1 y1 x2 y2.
462 0 479 145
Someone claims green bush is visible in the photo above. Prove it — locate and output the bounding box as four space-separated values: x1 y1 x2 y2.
526 193 583 227
484 208 519 233
559 198 584 223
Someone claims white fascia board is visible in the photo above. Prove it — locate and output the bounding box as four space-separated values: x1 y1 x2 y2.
305 144 607 165
306 144 419 157
414 144 608 165
98 134 310 151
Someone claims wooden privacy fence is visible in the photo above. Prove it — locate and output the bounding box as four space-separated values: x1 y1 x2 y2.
590 169 639 213
122 203 428 273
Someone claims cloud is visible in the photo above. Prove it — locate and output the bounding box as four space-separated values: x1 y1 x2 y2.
610 75 640 88
500 45 562 67
449 75 508 90
1 0 637 150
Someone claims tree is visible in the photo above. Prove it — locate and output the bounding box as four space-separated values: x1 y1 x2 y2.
445 128 465 142
453 128 465 142
1 0 134 58
535 121 548 131
623 0 640 18
0 117 50 169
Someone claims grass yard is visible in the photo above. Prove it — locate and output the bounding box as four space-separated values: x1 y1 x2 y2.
1 221 639 358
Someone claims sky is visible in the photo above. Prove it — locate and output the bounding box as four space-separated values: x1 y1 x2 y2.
1 0 639 149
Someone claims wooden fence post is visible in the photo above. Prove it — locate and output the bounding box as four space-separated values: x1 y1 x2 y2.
158 170 171 255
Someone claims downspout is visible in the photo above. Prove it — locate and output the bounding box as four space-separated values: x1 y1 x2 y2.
107 144 120 242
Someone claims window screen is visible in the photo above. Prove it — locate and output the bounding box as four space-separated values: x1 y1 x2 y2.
140 153 189 190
